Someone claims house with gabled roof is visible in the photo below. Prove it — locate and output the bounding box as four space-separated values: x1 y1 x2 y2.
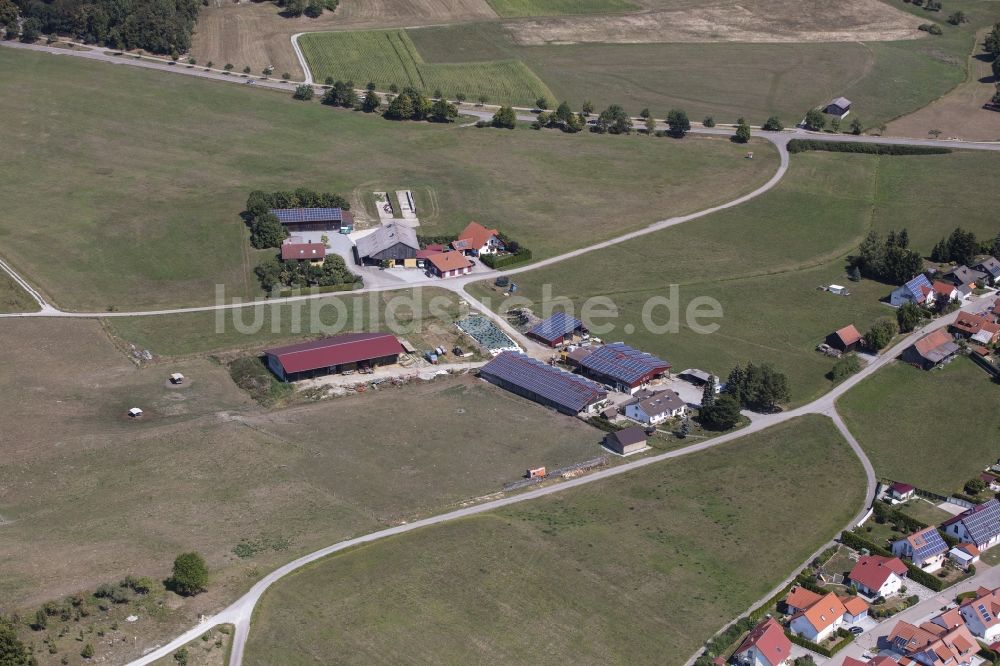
426 250 474 278
890 274 933 307
453 221 503 256
848 555 908 599
950 312 1000 344
944 265 987 289
827 324 862 353
623 388 686 425
958 586 1000 642
974 257 1000 286
841 595 870 624
889 482 916 502
789 591 848 643
892 526 948 572
733 618 792 666
885 619 979 666
942 498 1000 551
825 97 852 118
931 280 961 304
784 585 822 614
579 342 671 394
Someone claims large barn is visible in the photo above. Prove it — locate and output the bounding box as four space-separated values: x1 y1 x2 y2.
479 351 607 415
354 223 420 266
264 332 405 382
270 207 354 233
579 342 671 394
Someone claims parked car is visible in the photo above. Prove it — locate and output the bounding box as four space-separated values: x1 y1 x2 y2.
849 626 864 635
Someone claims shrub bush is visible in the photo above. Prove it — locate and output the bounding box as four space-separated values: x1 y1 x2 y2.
787 140 951 155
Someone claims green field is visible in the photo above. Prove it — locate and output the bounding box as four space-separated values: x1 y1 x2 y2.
0 270 39 313
839 357 1000 495
406 2 999 127
0 48 775 311
245 415 865 665
470 149 1000 406
298 29 554 106
487 0 637 16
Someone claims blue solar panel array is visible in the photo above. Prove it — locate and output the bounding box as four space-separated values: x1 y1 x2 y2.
527 312 584 344
580 342 670 386
903 274 932 301
269 208 346 224
910 528 947 562
481 351 606 413
960 498 1000 545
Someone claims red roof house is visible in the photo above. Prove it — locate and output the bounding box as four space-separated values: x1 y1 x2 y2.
733 618 791 666
281 239 326 262
455 221 503 255
264 332 404 381
890 482 916 500
849 555 908 598
427 250 474 278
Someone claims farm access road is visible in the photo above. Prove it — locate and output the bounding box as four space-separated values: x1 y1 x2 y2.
128 289 999 666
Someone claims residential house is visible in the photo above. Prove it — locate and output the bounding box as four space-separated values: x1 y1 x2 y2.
426 250 474 278
280 237 326 264
784 585 822 615
942 499 1000 551
527 312 586 348
890 274 933 307
733 618 792 666
983 472 1000 492
604 426 648 455
949 544 981 571
931 280 961 304
974 257 1000 286
885 619 978 666
825 97 852 118
892 526 948 572
827 324 863 353
901 330 960 370
959 586 1000 642
354 222 420 266
579 342 671 394
789 592 848 643
944 265 987 290
623 388 686 425
453 221 504 256
950 312 1000 344
889 482 916 502
848 555 907 599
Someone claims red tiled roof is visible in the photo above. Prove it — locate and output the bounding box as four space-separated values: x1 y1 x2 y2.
416 249 441 259
842 596 869 616
264 332 404 374
735 618 791 666
281 242 326 261
457 221 500 250
891 482 915 495
425 243 445 252
952 312 1000 339
800 592 847 633
842 658 869 666
786 585 822 611
834 324 862 347
913 329 955 356
849 555 907 591
932 281 957 297
427 250 473 272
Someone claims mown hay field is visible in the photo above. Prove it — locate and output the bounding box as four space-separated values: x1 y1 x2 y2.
298 29 554 105
486 0 637 16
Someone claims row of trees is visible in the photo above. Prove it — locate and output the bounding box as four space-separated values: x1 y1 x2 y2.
803 108 864 134
930 227 994 266
10 0 200 54
255 254 361 291
277 0 337 18
245 189 349 249
850 229 923 285
384 87 457 123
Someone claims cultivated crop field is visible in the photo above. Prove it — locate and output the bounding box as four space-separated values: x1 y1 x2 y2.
468 149 1000 406
0 271 38 313
0 318 602 662
0 48 774 311
839 357 1000 495
297 29 554 105
487 0 637 16
244 416 865 664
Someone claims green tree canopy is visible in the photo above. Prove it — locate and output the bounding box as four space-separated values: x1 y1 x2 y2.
734 119 751 143
491 106 517 129
171 552 209 596
594 104 632 134
804 108 826 131
762 116 783 131
864 317 898 351
896 301 923 333
697 393 742 431
666 109 691 136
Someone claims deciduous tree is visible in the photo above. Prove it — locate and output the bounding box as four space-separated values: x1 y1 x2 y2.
666 108 691 136
864 317 898 351
170 552 208 596
491 106 517 129
804 108 826 131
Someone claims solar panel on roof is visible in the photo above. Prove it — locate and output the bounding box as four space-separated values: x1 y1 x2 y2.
961 499 1000 545
527 312 584 344
269 208 345 224
580 342 670 385
481 352 606 413
911 529 947 561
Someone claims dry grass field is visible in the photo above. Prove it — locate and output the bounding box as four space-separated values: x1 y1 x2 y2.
0 270 38 313
191 0 498 79
505 0 924 46
0 318 603 662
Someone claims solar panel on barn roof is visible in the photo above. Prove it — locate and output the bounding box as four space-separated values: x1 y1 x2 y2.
481 352 606 413
527 312 584 344
962 499 1000 545
580 342 670 385
269 208 346 224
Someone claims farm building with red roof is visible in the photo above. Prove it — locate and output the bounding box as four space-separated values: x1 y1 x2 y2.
264 332 405 382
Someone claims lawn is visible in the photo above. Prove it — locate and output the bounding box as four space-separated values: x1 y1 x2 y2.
0 318 605 661
470 149 1000 407
244 415 865 665
838 356 1000 495
297 29 555 106
898 498 955 527
0 47 775 311
0 270 39 313
486 0 637 16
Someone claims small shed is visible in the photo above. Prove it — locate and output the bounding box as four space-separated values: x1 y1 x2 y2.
825 97 852 118
604 426 648 455
889 482 915 501
169 373 185 385
128 407 144 418
827 324 862 353
949 543 980 570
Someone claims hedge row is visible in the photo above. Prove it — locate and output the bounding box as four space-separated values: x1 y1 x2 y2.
480 248 533 269
787 139 952 156
785 631 854 658
839 531 946 591
873 501 929 533
276 283 362 298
